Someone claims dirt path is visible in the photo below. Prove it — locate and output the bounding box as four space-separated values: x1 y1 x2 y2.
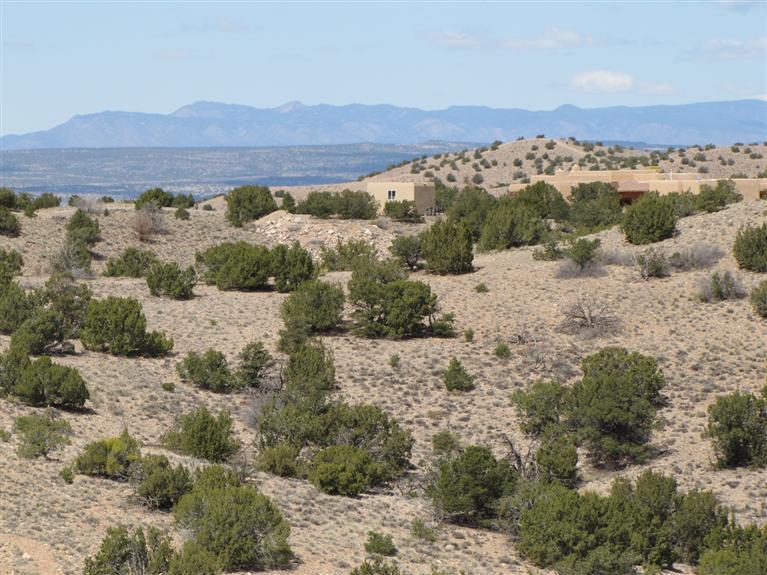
0 533 65 575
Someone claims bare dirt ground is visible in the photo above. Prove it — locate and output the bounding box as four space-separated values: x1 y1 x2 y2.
1 194 766 574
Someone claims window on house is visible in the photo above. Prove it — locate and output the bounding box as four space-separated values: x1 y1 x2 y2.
387 189 396 200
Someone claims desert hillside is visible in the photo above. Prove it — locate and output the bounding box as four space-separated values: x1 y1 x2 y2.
279 139 767 200
1 191 765 575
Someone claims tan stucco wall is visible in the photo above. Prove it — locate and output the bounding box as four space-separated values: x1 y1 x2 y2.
510 173 767 202
367 182 436 214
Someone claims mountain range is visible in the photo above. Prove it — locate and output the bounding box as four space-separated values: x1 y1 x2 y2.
2 99 766 149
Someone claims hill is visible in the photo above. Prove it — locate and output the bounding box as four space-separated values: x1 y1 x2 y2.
2 99 766 149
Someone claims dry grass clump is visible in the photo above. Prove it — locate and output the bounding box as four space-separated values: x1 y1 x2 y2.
131 204 166 242
559 296 620 338
668 244 723 271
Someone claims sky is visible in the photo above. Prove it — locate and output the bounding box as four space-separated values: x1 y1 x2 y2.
1 0 766 136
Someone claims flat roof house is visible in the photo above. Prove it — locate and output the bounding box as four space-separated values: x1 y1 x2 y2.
367 182 437 215
508 166 767 202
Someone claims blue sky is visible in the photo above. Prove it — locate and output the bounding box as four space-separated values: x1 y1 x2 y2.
1 1 766 135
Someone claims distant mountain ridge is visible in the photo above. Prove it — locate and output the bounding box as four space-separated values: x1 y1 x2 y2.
2 99 766 149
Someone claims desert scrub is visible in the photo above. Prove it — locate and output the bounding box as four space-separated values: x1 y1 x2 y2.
308 444 383 496
0 247 23 283
733 223 767 272
104 247 159 277
176 349 234 393
364 531 397 556
164 406 241 462
80 296 173 356
494 342 511 359
132 454 192 510
146 261 197 299
442 357 475 392
751 280 767 317
269 241 315 292
174 206 190 220
75 430 141 480
410 518 437 542
84 526 175 575
474 282 488 293
390 235 423 270
697 271 744 302
66 209 101 245
634 248 670 279
621 193 677 244
196 241 271 290
0 207 21 237
706 390 767 468
225 185 277 226
14 411 72 459
12 356 90 409
421 218 474 274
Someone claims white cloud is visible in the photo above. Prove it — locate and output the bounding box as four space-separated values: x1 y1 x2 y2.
504 28 595 50
641 83 675 96
426 30 482 49
702 36 767 60
571 70 635 93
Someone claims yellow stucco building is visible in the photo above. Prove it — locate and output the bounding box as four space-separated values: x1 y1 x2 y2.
367 182 437 214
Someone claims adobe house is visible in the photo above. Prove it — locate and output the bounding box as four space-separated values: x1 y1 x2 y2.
509 166 767 202
367 182 437 214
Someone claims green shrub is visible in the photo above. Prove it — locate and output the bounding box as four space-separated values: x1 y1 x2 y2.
428 446 517 526
410 518 438 542
13 356 89 408
390 235 422 270
176 349 234 393
83 526 174 575
164 406 241 462
225 185 277 226
384 200 423 222
569 347 665 465
696 180 742 213
174 483 291 571
80 297 173 356
513 181 569 221
511 380 569 437
493 342 510 358
30 192 61 210
308 444 382 496
0 187 17 208
14 411 72 458
59 466 74 483
174 206 190 220
270 241 315 292
733 223 767 272
295 191 337 218
75 430 141 480
33 273 92 338
235 341 274 389
279 279 344 347
672 490 728 564
446 186 496 239
751 280 767 317
168 541 222 575
442 357 475 392
0 281 34 334
0 247 23 284
296 190 377 219
421 219 473 273
320 239 377 271
621 193 677 245
281 192 296 212
698 271 743 302
365 531 397 556
146 262 196 299
195 241 271 290
569 182 623 231
697 523 767 575
665 191 698 218
706 390 767 468
9 309 66 355
0 207 21 237
349 558 403 575
478 197 547 251
281 340 337 410
66 209 100 245
104 248 159 277
536 434 578 487
133 454 192 510
49 239 92 276
256 443 301 478
635 248 670 279
135 187 174 209
564 238 600 270
349 260 443 339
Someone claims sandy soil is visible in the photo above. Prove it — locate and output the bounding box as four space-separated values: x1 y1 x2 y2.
1 194 765 574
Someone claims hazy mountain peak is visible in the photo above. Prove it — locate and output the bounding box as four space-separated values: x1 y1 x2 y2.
2 99 765 149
